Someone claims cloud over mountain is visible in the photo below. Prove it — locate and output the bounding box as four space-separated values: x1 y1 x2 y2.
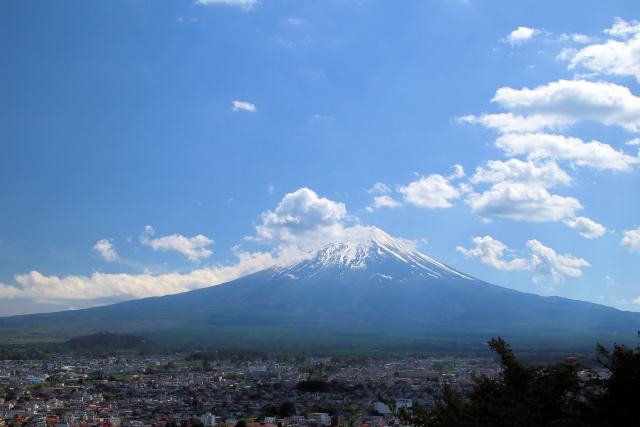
254 187 377 249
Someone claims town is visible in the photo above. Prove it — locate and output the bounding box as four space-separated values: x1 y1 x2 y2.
0 354 500 427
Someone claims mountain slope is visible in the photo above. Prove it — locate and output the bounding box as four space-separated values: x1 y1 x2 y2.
0 228 638 351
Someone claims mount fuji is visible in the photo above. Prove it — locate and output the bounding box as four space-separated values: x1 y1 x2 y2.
1 228 639 352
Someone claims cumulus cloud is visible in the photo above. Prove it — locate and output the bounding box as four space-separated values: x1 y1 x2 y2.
232 101 257 112
561 19 640 82
527 239 590 282
93 239 117 261
458 236 590 282
466 182 581 222
399 175 460 208
470 159 572 187
461 80 640 132
605 18 640 39
254 187 377 249
456 236 529 271
140 227 214 262
564 217 606 238
197 0 257 9
504 27 538 46
0 248 280 303
466 159 580 222
495 133 640 171
621 227 640 253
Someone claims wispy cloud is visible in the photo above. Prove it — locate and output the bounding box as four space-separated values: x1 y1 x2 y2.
196 0 258 10
232 101 257 112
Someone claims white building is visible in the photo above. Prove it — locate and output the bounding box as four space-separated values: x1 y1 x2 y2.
307 412 331 425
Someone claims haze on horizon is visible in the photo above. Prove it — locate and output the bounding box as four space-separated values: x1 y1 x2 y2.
1 0 639 317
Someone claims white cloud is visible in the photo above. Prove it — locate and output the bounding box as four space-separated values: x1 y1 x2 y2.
462 80 640 132
627 138 640 145
0 248 281 303
367 183 391 194
504 27 538 46
312 114 334 121
197 0 257 9
466 159 580 222
140 228 214 262
559 33 590 43
564 217 606 238
373 195 402 209
621 227 640 253
254 187 377 249
563 39 640 83
470 159 572 187
456 236 529 270
605 275 620 287
527 239 590 282
448 164 465 180
465 182 581 222
604 18 640 39
399 175 460 208
232 101 257 112
458 236 590 282
495 133 640 171
93 239 117 261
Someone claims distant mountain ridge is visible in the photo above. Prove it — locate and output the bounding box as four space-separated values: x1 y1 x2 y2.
0 227 639 353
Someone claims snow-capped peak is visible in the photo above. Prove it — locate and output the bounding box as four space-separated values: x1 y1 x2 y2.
269 227 475 282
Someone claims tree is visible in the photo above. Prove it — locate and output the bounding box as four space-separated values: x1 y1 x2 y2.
278 401 297 418
236 420 247 427
589 342 640 427
395 338 590 427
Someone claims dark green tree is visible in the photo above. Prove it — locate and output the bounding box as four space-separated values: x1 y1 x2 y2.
236 420 247 427
278 401 297 418
589 342 640 427
396 337 590 427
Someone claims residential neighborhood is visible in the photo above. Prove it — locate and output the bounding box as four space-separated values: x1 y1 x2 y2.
0 354 500 427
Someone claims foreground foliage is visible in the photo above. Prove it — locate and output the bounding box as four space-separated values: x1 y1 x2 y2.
395 338 640 427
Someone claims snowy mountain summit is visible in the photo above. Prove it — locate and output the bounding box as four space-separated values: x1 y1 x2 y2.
269 227 475 283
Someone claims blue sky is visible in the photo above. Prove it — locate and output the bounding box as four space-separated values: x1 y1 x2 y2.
1 0 640 316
